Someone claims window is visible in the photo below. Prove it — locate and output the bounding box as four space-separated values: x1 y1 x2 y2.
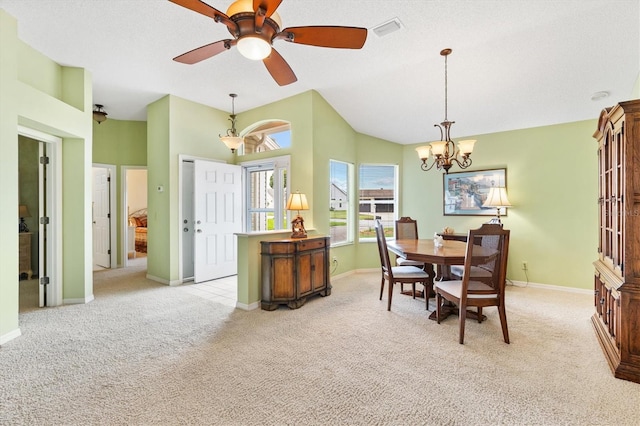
329 160 354 245
358 164 398 239
241 121 291 155
242 156 290 232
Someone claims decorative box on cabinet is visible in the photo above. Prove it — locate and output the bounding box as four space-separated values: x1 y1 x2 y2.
261 236 331 310
19 232 32 279
591 100 640 384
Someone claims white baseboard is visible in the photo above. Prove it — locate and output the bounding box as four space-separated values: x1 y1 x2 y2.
63 294 95 304
0 328 22 345
338 270 592 295
146 274 181 286
236 301 260 311
509 280 592 295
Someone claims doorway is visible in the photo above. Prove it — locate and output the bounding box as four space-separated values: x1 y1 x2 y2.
179 157 242 284
123 167 148 268
18 126 62 310
92 164 117 271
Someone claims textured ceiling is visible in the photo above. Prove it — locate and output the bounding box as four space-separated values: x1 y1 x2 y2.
0 0 638 144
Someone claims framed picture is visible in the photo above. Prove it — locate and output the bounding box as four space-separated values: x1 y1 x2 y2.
443 168 507 216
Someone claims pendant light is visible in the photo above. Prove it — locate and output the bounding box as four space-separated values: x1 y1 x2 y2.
219 93 244 153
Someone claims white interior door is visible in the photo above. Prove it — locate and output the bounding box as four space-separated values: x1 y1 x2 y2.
92 167 111 268
194 160 242 283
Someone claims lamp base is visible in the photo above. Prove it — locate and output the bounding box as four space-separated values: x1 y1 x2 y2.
290 215 307 239
486 209 502 225
19 218 29 233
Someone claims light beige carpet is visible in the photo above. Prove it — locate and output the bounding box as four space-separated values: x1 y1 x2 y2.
2 267 640 425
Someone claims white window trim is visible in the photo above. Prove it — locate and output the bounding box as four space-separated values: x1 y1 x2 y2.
240 155 290 233
358 163 399 242
330 159 355 247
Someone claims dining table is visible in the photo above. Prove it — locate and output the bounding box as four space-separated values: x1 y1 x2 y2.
386 238 495 321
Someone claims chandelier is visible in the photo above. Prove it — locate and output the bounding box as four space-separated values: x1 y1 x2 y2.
93 104 108 124
416 48 476 173
219 93 244 153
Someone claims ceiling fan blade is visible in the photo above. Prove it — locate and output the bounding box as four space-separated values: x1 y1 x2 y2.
253 0 282 32
169 0 237 34
263 48 297 86
253 0 283 18
278 26 367 49
173 39 235 64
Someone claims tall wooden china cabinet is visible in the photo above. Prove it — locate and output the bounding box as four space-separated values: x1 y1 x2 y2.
592 100 640 383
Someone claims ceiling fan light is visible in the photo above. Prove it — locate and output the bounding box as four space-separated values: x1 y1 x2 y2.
226 0 282 28
226 0 253 16
237 36 271 60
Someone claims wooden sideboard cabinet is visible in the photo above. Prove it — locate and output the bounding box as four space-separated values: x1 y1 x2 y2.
261 236 331 310
19 232 33 279
591 100 640 384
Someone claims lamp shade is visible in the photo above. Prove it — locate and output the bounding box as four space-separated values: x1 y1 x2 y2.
220 135 244 152
415 145 431 160
19 205 31 218
430 141 447 156
457 139 476 155
286 193 309 211
482 187 512 208
93 104 108 124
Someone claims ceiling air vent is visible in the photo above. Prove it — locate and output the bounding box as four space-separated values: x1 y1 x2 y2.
372 18 403 38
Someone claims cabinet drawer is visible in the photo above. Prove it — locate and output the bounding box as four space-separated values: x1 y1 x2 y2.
261 242 295 255
297 238 326 251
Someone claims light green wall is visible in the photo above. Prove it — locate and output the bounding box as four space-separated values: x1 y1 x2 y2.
93 119 147 264
146 95 234 284
233 92 405 305
402 119 598 289
17 40 62 100
238 91 314 201
1 9 93 343
355 133 405 270
0 10 21 340
310 92 359 275
233 92 314 306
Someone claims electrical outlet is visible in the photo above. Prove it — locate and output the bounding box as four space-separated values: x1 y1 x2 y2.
521 261 528 271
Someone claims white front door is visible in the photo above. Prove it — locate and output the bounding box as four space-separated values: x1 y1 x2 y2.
193 160 242 283
92 167 111 268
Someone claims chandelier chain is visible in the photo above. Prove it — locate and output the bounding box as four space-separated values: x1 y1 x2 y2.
444 52 448 122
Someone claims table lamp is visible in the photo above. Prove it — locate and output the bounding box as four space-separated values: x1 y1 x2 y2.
286 192 309 239
19 205 31 233
482 187 511 224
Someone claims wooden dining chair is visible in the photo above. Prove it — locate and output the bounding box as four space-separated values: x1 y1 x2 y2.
394 217 428 294
375 219 430 311
434 223 510 344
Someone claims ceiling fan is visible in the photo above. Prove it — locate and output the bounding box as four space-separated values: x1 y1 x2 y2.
169 0 368 86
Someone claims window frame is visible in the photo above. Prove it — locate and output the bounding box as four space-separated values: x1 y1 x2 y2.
329 159 354 247
240 155 290 233
358 163 399 241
